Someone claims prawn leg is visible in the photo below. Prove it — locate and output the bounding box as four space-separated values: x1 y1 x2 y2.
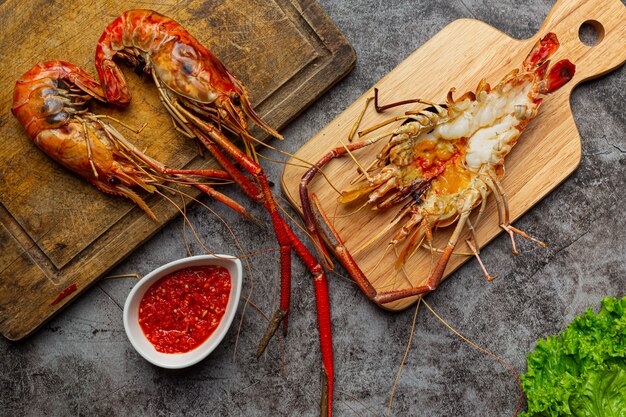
190 120 294 327
186 119 334 417
306 192 472 305
491 178 547 252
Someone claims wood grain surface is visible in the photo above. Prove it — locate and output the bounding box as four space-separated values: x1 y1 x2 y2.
282 0 626 311
0 0 355 340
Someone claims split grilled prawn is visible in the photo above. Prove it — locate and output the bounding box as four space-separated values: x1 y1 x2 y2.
12 60 251 221
95 10 334 416
301 33 575 305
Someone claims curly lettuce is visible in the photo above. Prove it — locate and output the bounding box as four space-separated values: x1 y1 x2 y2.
521 297 626 417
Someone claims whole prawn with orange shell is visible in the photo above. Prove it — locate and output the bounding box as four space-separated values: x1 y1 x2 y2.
11 60 252 221
94 9 335 417
301 33 575 305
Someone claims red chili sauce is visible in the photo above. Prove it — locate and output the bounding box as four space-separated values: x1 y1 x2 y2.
138 265 231 353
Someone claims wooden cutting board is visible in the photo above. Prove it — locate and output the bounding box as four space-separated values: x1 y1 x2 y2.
282 0 626 311
0 0 354 340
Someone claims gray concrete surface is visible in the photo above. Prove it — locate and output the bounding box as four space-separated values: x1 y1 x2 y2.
1 0 625 416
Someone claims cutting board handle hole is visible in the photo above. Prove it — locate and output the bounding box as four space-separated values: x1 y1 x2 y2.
578 20 604 47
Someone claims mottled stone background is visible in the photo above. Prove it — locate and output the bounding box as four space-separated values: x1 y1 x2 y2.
1 0 624 416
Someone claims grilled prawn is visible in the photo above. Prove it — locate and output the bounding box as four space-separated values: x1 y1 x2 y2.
12 60 250 221
95 11 334 416
301 33 575 305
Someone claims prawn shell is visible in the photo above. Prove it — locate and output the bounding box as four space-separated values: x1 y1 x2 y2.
96 9 240 105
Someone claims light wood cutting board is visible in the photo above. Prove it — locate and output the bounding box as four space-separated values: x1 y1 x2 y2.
282 0 626 311
0 0 355 340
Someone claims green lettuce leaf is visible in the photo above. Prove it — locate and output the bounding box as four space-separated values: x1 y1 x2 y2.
569 365 626 417
520 297 626 417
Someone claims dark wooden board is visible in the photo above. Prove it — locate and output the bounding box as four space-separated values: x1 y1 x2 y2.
0 0 355 340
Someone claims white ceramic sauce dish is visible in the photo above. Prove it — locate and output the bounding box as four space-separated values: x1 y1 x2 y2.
123 254 242 369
